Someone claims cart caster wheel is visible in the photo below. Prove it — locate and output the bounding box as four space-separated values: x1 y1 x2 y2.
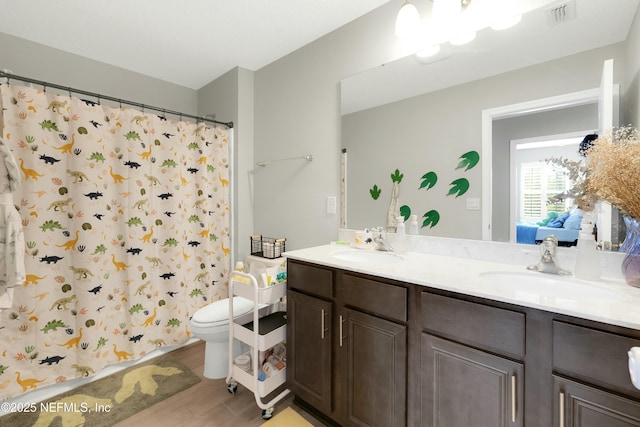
227 384 238 394
261 408 274 420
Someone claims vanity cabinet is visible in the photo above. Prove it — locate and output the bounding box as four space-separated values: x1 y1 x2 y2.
287 289 333 413
286 256 640 427
420 292 525 426
287 260 408 427
287 262 334 415
337 273 407 427
553 321 640 427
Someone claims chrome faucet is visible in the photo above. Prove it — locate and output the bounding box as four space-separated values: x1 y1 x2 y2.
371 227 394 252
527 235 570 275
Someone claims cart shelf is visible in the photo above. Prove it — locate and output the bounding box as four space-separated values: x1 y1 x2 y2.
233 311 286 350
225 271 289 419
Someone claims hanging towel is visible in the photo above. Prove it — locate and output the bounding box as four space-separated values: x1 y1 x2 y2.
0 138 25 310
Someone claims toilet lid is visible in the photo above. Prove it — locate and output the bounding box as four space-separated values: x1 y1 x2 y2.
192 297 254 324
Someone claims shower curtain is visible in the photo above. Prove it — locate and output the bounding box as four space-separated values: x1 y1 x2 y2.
0 83 231 400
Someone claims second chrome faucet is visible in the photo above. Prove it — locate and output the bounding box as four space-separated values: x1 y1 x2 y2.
528 235 571 275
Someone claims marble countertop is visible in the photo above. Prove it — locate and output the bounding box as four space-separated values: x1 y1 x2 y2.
284 244 640 330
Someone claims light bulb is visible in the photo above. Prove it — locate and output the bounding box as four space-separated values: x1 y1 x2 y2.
395 1 421 39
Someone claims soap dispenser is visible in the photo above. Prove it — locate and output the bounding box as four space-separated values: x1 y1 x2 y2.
407 215 419 235
574 214 601 281
394 216 408 254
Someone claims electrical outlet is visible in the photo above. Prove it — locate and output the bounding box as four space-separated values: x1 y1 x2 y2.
327 196 337 215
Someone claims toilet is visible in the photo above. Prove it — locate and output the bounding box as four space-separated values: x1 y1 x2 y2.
190 296 254 379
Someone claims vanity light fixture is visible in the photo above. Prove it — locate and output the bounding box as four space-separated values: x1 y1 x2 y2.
399 0 524 55
395 1 422 39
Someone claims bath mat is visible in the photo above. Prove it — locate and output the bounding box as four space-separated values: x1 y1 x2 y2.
1 353 200 426
262 406 314 426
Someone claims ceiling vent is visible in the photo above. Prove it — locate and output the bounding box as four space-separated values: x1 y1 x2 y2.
546 0 577 27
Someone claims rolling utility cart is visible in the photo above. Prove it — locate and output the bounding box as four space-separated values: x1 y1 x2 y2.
225 271 289 420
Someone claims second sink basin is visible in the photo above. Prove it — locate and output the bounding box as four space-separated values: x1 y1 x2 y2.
332 250 403 265
479 271 628 302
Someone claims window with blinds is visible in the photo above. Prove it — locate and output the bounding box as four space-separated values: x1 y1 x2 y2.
520 162 570 221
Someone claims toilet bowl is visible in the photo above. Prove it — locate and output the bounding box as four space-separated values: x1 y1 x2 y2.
190 296 254 379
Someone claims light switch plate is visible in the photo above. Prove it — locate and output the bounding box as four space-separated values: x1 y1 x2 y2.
466 198 480 211
327 196 337 214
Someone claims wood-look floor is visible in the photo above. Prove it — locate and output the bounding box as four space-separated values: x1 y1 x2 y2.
114 341 326 427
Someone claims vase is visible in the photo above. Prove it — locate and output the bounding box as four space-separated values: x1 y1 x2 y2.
621 216 640 288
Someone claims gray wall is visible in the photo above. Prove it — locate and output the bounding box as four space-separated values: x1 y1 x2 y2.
342 44 624 240
0 32 197 114
198 67 255 260
252 1 404 251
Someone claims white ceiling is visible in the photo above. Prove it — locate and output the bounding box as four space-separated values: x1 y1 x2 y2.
0 0 390 89
342 0 640 114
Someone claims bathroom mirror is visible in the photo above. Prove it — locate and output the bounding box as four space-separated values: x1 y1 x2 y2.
341 0 639 248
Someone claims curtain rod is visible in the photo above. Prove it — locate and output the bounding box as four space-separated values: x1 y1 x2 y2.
0 71 233 128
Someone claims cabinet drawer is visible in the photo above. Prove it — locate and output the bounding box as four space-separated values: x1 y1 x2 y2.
421 292 525 358
287 260 333 299
340 273 407 322
553 321 640 397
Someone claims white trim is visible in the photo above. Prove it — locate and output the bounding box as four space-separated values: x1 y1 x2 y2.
481 87 601 241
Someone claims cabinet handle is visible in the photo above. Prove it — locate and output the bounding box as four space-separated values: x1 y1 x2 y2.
321 309 328 339
559 390 565 427
511 374 516 423
339 315 346 347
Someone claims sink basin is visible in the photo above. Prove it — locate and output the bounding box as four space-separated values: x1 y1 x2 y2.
479 271 628 302
332 250 403 265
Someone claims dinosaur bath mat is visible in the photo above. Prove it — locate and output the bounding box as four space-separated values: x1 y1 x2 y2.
1 353 200 426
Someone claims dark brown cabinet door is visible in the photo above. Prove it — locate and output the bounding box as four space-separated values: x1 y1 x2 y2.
286 289 333 414
339 307 407 427
421 334 524 427
554 376 640 427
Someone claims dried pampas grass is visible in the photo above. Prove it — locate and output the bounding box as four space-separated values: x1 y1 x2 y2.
587 126 640 218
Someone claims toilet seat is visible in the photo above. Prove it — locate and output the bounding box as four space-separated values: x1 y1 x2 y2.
191 297 254 326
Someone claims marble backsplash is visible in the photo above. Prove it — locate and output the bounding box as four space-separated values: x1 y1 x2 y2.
338 229 626 281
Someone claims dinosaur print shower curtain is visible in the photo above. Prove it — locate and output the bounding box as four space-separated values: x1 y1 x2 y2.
0 83 231 399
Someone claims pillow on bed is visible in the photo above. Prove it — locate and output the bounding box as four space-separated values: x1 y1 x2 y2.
536 211 558 226
563 210 583 230
547 212 570 228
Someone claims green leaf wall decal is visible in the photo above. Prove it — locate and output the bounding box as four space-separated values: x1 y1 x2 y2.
422 210 440 228
419 171 438 190
457 151 480 171
400 205 411 221
390 169 404 183
447 178 469 197
370 184 381 200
